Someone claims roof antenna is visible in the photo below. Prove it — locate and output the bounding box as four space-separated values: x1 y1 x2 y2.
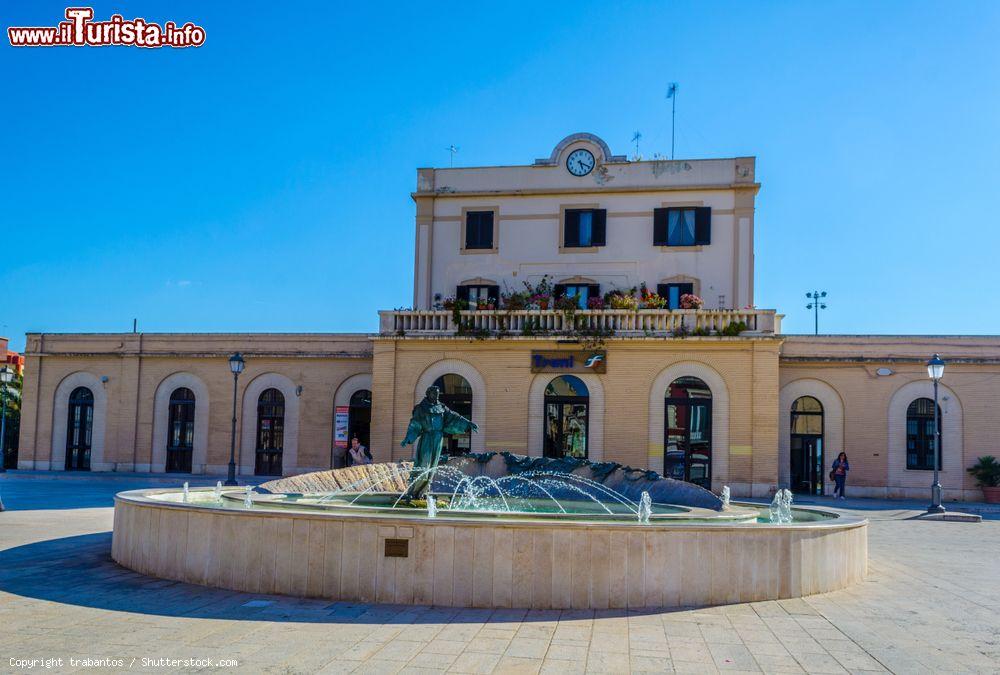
446 145 459 167
630 131 642 160
132 318 137 333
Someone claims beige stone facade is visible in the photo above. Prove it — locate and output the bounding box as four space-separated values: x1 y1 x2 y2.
16 134 1000 500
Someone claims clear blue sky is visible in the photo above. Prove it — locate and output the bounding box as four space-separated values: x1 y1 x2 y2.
3 1 999 351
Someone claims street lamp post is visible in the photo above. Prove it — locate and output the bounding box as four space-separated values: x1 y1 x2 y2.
225 353 245 486
0 366 13 474
806 291 827 335
926 354 946 514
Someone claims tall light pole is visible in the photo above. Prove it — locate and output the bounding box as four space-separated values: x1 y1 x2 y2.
926 354 946 514
806 291 827 335
0 365 13 473
225 353 245 486
666 83 678 159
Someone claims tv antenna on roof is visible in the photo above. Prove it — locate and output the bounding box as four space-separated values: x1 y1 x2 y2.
631 131 642 160
666 82 678 159
446 145 459 167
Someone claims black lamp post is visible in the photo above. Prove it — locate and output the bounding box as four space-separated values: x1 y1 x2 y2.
225 353 245 486
926 354 946 514
0 365 13 473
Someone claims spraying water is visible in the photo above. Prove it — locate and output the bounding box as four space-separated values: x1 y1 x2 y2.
426 497 437 518
214 481 223 501
244 486 254 510
182 482 189 502
638 491 652 524
769 489 793 523
721 486 730 510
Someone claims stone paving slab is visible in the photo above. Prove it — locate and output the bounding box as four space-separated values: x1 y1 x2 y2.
1 476 999 674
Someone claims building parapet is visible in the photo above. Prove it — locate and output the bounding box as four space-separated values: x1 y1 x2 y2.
379 308 780 338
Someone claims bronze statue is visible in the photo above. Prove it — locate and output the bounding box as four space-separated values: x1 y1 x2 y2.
400 385 478 500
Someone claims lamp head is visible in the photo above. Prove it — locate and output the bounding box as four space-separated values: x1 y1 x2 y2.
926 354 945 381
0 365 12 384
229 352 245 375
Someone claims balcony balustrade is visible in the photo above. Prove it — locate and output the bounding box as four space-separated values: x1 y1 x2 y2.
379 308 780 337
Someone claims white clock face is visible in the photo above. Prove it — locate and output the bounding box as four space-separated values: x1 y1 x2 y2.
566 148 595 176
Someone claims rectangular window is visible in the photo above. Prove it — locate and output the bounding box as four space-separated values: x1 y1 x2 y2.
564 209 606 248
658 283 694 310
457 284 499 307
464 211 494 250
653 207 711 246
554 283 601 309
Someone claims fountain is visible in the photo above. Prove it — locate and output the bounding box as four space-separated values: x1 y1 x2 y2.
111 389 867 609
182 481 189 502
214 481 222 501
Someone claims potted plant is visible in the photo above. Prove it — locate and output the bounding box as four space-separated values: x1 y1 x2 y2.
967 456 1000 503
679 293 704 310
587 296 605 310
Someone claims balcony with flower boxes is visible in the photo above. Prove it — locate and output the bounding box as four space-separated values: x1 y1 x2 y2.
379 308 781 338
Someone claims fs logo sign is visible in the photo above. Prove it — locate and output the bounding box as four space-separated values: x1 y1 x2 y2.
530 351 607 374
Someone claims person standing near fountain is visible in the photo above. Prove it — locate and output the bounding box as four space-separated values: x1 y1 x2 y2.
831 452 850 500
400 385 478 500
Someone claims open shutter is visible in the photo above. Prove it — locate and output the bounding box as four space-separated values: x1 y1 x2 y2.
656 284 669 299
553 284 567 299
695 207 711 245
564 211 580 247
487 285 500 305
653 208 668 245
587 284 601 302
456 285 470 302
591 210 607 246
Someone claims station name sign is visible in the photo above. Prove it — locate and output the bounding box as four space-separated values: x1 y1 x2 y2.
530 350 606 374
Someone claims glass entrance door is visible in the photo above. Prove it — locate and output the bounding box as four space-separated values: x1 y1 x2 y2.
664 398 712 488
544 402 588 459
790 435 823 495
65 387 94 471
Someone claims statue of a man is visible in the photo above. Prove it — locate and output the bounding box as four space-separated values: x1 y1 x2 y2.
400 385 478 500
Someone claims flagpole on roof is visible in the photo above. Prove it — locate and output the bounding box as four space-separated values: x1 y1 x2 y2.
666 83 678 159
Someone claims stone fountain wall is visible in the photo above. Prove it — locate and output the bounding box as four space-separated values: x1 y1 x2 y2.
112 488 868 611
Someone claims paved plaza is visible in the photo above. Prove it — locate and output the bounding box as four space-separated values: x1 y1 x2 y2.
0 475 998 674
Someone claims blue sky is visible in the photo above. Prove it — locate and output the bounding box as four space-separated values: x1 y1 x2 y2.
2 1 999 351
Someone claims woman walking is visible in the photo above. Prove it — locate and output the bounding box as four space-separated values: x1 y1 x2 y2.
831 452 850 499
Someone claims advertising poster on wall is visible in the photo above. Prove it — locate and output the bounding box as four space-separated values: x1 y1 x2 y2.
334 406 350 448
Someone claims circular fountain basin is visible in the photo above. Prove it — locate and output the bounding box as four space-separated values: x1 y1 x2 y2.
113 483 867 610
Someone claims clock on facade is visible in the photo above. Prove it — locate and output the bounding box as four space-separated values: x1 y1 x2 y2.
566 148 595 176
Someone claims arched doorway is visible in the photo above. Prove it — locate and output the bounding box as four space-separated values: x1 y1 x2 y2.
166 387 196 473
348 389 372 450
544 375 589 459
65 386 94 471
433 374 473 455
790 396 824 495
255 388 285 476
664 377 712 488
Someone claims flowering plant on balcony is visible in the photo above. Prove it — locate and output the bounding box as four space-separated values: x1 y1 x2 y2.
606 292 637 310
476 298 496 310
586 296 605 310
679 293 704 310
635 285 665 309
521 276 553 310
501 290 528 310
554 294 580 311
441 296 468 311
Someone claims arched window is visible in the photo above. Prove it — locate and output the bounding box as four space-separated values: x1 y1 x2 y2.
790 396 824 495
664 377 712 488
544 375 589 459
166 387 195 473
348 389 372 451
434 374 473 455
66 386 94 471
907 397 941 470
255 388 285 476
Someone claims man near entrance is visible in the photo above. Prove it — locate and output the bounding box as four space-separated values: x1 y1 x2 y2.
400 385 477 500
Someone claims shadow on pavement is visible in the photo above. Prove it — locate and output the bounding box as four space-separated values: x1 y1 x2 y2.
0 532 676 623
